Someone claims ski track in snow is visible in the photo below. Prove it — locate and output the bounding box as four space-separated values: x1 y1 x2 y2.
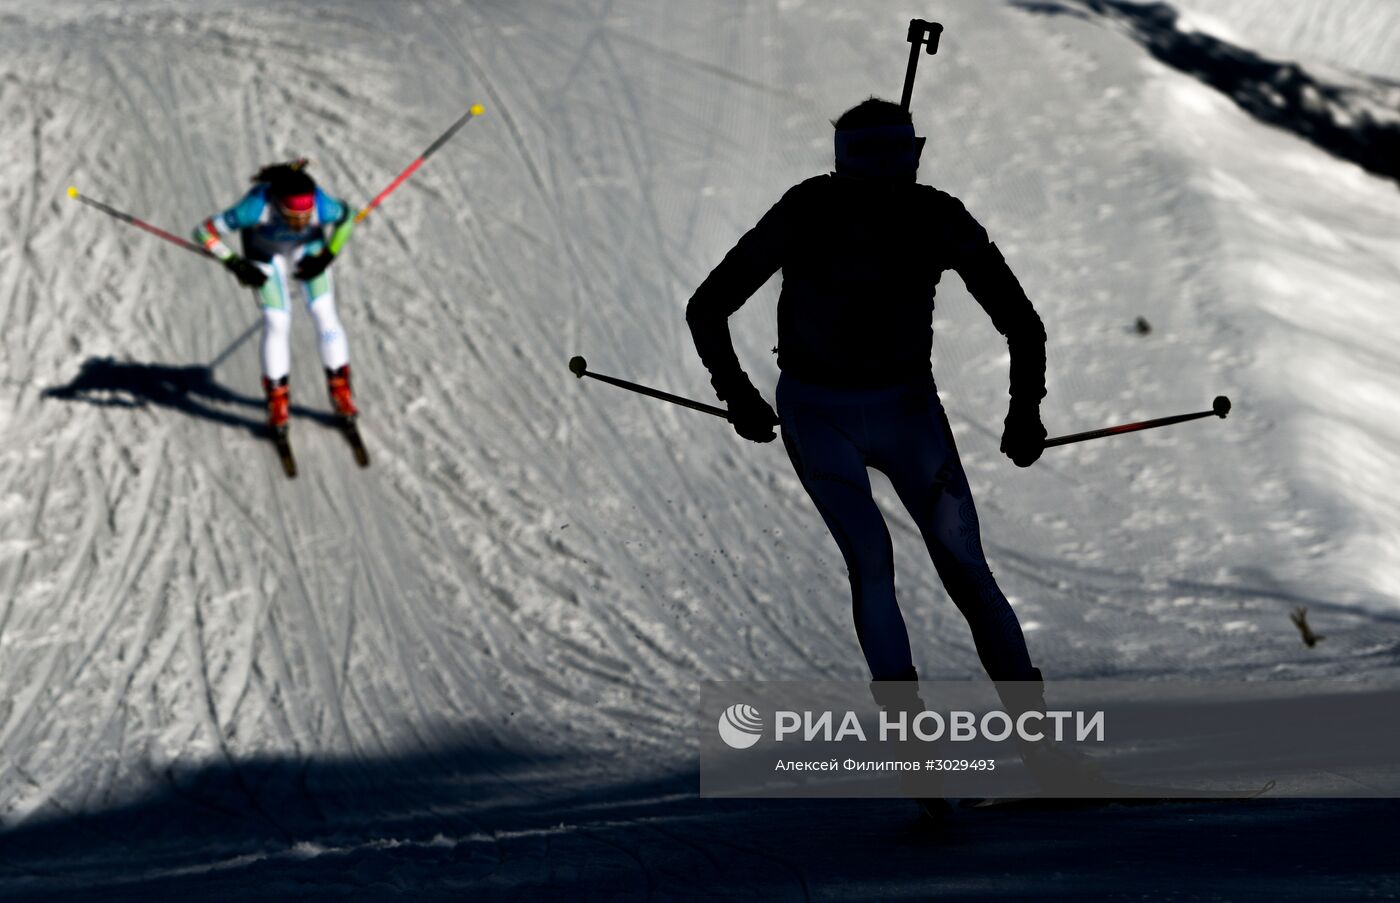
0 0 1397 897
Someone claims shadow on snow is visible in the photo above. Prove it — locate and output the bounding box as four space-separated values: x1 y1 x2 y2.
0 732 1395 900
1014 0 1400 186
42 357 340 436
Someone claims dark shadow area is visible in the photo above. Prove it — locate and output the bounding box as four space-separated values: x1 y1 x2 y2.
43 357 339 435
1014 0 1400 186
0 731 1395 900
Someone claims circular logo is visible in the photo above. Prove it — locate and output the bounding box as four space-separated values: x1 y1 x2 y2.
717 703 764 750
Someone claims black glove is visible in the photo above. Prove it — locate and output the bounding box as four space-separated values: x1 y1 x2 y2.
225 256 266 289
723 382 779 443
1000 400 1046 467
294 249 335 281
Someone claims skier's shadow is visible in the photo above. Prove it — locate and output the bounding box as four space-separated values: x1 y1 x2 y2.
43 356 339 436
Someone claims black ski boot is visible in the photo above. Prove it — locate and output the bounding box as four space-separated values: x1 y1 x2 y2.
870 667 951 822
996 668 1103 791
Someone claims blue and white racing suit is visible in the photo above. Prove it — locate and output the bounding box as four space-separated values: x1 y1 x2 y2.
195 184 353 381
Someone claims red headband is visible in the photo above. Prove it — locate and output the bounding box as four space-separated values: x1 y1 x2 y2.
278 192 315 213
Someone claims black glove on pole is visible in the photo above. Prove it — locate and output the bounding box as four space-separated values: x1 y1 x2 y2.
225 256 267 289
569 355 778 443
294 249 335 281
1001 399 1047 467
722 382 779 444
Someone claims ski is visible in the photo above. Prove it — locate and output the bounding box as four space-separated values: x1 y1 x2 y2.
960 779 1275 812
271 426 298 478
338 415 370 468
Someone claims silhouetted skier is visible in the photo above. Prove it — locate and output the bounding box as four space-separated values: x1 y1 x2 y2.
687 98 1073 810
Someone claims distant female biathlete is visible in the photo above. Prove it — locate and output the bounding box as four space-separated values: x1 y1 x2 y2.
194 161 358 433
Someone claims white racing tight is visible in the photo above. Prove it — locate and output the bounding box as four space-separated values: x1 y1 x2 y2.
252 243 350 382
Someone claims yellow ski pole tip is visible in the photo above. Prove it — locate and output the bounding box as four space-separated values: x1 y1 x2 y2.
470 104 485 116
67 186 79 198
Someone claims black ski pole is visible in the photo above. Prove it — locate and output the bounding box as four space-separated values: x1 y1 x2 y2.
67 186 217 260
207 319 261 371
353 103 485 225
900 19 944 111
569 356 734 420
1044 396 1232 448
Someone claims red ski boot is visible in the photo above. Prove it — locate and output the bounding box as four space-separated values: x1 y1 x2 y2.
262 375 297 476
326 365 359 420
263 375 291 432
326 365 370 467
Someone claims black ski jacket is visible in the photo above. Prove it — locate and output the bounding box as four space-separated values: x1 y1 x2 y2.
686 174 1046 403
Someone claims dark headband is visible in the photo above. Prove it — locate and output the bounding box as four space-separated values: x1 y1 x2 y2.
834 124 921 178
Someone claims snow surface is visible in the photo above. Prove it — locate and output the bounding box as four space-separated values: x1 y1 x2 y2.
1 0 1398 898
1174 0 1400 81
